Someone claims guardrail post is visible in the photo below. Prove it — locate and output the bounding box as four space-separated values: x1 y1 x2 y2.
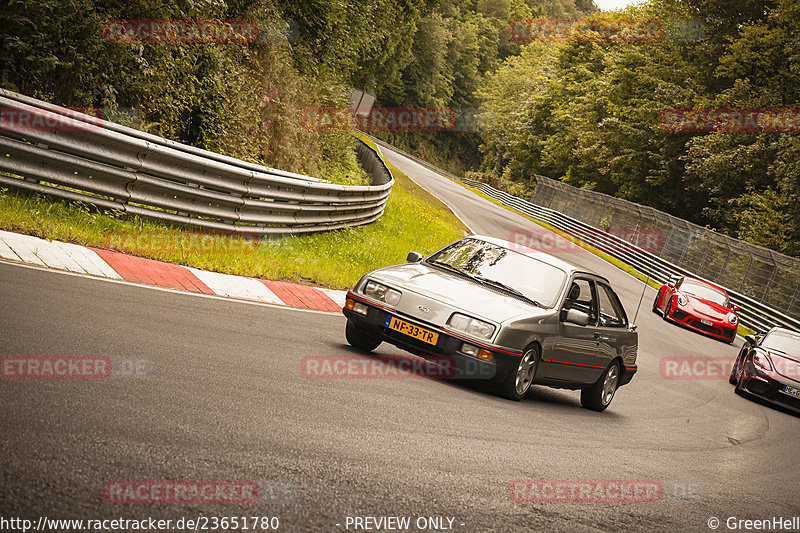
739 257 754 293
788 284 799 315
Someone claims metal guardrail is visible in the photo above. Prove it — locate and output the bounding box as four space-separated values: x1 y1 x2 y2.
360 133 463 182
0 90 393 235
359 132 800 333
461 178 800 333
531 174 800 323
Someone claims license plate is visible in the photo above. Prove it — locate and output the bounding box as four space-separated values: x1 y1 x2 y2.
780 384 800 399
700 319 712 326
384 315 438 345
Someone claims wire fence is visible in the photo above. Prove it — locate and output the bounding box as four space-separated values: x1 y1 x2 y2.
530 175 800 321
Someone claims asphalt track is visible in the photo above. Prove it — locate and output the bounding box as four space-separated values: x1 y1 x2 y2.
1 146 799 532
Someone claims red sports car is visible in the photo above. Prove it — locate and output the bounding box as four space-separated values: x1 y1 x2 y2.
652 275 739 343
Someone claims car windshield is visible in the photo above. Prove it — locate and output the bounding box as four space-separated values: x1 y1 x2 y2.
679 279 729 307
426 238 567 308
762 330 800 355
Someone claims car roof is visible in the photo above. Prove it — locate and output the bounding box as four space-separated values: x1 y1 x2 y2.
681 275 730 294
766 326 800 336
469 234 609 283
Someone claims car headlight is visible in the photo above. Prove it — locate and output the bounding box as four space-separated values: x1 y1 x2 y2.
676 294 688 306
726 312 738 325
447 313 495 340
753 350 772 371
363 280 402 306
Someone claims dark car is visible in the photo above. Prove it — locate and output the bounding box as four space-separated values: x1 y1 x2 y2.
653 275 739 343
342 235 638 412
729 327 800 415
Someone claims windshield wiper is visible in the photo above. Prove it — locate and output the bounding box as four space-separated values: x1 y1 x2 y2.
428 260 480 281
428 261 545 308
472 275 545 308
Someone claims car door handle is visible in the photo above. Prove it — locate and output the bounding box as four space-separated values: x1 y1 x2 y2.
594 332 601 339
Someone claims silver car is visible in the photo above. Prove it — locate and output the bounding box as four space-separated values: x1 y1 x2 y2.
342 235 638 411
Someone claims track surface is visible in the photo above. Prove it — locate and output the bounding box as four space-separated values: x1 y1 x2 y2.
2 146 799 532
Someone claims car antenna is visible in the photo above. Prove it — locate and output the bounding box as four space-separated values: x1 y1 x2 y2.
631 273 651 329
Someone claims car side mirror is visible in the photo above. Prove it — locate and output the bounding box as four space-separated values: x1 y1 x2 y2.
564 308 590 326
744 334 756 345
406 251 423 263
666 282 675 289
732 304 740 311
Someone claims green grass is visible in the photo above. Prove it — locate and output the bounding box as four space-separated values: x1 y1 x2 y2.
0 159 467 289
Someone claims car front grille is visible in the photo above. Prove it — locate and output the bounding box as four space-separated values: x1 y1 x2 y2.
672 309 688 321
688 319 719 336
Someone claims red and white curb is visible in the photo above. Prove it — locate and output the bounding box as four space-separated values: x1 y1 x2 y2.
0 230 346 313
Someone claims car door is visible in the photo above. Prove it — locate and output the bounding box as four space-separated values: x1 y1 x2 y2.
595 282 635 371
545 277 604 384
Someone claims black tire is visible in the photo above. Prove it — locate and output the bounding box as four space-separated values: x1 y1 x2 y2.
728 354 741 384
581 361 620 412
345 320 381 353
652 289 662 314
662 298 673 322
492 344 540 401
734 358 749 396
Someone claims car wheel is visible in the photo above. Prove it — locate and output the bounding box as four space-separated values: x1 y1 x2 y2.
345 319 381 353
734 359 749 397
494 344 539 401
662 298 673 322
581 361 620 412
652 289 662 314
729 354 741 384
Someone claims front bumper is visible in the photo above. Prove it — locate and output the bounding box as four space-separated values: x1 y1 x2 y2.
739 365 800 415
343 292 522 381
668 308 737 342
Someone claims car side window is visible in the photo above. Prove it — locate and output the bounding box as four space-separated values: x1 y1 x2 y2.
597 283 627 328
562 278 597 325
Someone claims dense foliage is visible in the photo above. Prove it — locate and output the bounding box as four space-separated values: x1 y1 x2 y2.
0 0 369 183
1 0 797 254
473 0 800 256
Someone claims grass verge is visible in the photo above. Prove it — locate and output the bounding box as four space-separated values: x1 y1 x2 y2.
0 160 467 290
